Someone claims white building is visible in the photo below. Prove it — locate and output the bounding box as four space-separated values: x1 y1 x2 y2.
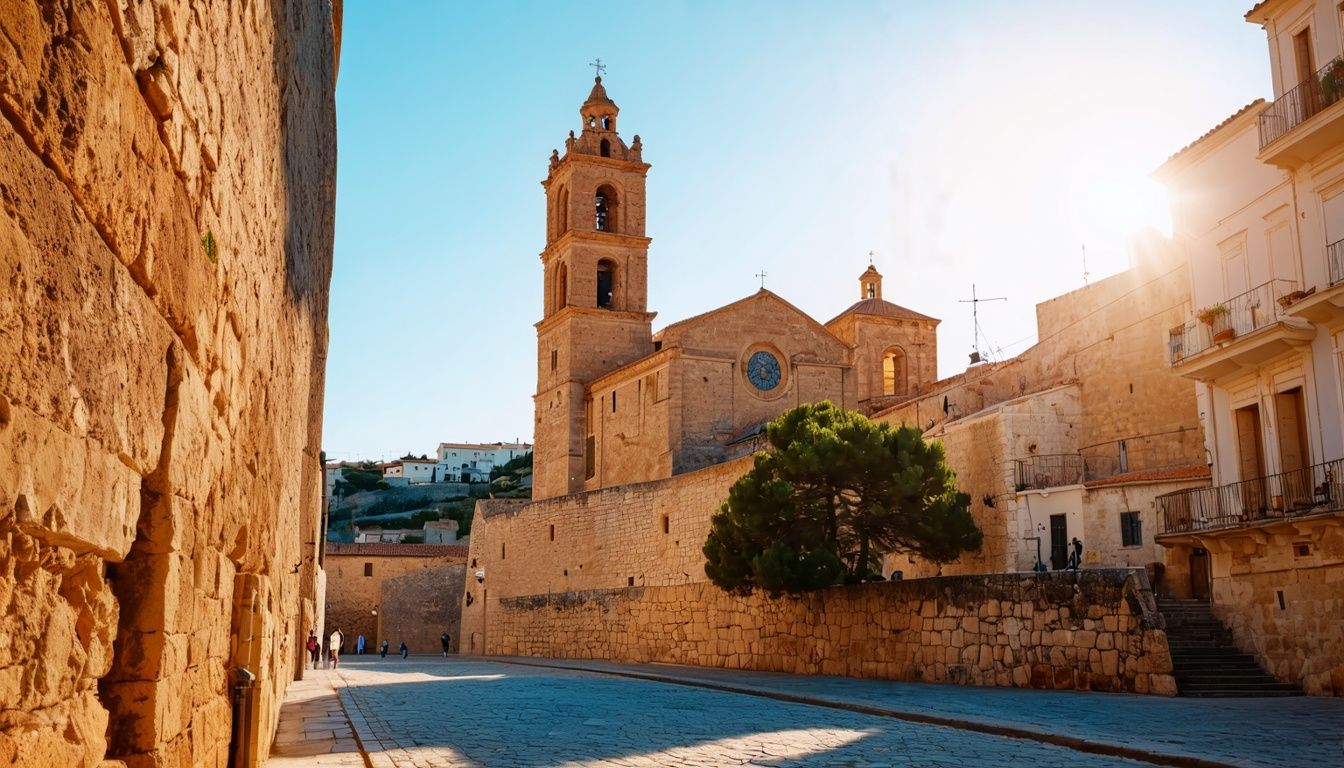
382 458 439 484
435 441 532 483
1149 0 1344 695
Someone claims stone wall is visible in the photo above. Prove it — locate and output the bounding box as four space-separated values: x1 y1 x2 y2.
482 570 1176 695
325 545 467 650
0 2 337 766
380 563 467 654
462 457 751 652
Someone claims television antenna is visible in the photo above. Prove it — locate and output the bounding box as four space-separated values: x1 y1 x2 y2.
959 284 1007 364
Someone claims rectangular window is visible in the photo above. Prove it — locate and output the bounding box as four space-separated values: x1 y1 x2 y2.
1120 512 1142 547
611 391 617 412
585 434 596 479
551 349 558 370
363 562 373 577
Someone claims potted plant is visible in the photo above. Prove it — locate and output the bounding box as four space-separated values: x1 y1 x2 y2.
1322 58 1344 101
1197 303 1235 342
1196 303 1228 326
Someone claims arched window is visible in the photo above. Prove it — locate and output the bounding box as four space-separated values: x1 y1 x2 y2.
557 186 570 235
882 347 907 397
555 263 568 311
866 282 876 299
599 138 611 157
594 184 618 232
596 259 616 309
601 116 612 130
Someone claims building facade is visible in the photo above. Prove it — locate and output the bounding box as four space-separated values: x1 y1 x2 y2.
1151 0 1344 696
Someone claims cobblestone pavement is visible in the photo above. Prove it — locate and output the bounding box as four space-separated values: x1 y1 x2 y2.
267 668 364 767
500 657 1344 768
330 657 1155 768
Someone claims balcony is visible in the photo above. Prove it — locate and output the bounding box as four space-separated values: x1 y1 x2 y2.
1014 453 1083 492
1157 457 1344 537
1167 279 1316 380
1258 57 1344 169
1282 238 1344 326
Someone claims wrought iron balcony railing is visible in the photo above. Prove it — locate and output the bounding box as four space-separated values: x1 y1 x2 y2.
1157 457 1344 535
1259 57 1344 149
1167 279 1298 365
1014 453 1083 492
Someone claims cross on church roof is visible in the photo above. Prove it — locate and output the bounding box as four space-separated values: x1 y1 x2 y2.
868 250 875 265
755 270 768 289
590 58 606 77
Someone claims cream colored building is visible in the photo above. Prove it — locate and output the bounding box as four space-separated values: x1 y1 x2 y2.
872 238 1207 580
1150 0 1344 696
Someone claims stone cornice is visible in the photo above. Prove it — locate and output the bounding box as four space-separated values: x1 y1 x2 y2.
539 229 652 261
534 305 657 333
542 154 651 188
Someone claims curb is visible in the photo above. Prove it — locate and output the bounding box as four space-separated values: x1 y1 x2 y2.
485 656 1239 768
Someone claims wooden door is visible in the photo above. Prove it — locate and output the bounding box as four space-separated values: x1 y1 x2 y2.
1189 548 1211 600
1049 514 1068 570
1275 388 1309 474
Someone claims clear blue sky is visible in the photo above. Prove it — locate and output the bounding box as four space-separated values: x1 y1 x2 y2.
323 1 1269 462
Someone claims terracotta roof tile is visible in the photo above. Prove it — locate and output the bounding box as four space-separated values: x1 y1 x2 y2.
1160 100 1265 166
826 297 938 325
1084 465 1211 489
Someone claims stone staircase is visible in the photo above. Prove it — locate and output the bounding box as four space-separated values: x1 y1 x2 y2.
1157 597 1302 697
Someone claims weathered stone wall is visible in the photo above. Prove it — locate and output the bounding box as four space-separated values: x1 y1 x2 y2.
380 563 467 654
462 457 752 652
0 1 337 766
325 546 466 650
483 571 1176 695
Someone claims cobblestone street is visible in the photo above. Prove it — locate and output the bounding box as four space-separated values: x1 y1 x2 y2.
267 657 1344 768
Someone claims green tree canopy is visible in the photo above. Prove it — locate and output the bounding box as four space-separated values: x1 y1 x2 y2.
703 401 982 594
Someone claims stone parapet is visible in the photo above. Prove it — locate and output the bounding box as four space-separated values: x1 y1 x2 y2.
482 570 1176 695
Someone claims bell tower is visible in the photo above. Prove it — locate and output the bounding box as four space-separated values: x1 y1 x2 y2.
534 76 655 499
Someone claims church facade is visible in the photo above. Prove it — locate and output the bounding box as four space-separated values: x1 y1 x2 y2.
532 77 939 500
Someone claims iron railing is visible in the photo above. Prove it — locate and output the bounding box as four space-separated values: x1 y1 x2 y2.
1081 429 1205 483
1168 279 1298 365
1157 457 1344 535
1014 453 1084 492
1259 57 1344 148
1329 238 1344 286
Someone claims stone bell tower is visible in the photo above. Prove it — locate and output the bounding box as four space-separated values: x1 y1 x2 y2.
533 76 655 500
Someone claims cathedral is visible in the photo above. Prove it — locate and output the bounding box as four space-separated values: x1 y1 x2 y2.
533 77 941 500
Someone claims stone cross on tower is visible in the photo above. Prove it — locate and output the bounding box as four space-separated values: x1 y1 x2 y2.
589 58 606 77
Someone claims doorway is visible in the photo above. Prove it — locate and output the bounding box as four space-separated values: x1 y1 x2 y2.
1235 404 1266 515
1189 547 1211 600
1049 514 1068 570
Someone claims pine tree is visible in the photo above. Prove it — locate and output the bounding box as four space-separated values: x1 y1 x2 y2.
703 401 982 594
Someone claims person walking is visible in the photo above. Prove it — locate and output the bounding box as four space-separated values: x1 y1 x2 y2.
399 641 409 659
379 639 388 658
356 634 366 655
440 632 451 656
306 631 319 669
329 627 344 669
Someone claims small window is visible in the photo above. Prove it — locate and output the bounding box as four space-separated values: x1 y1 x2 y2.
550 524 555 541
662 515 669 534
551 349 558 370
1294 542 1311 557
363 562 373 577
611 392 617 412
501 542 506 560
1120 511 1142 547
600 138 611 157
627 576 635 587
585 434 596 479
597 261 615 308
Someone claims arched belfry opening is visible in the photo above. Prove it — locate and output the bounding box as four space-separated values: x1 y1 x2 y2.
555 262 568 312
557 186 570 235
600 138 611 157
882 347 907 397
596 259 616 309
594 185 618 233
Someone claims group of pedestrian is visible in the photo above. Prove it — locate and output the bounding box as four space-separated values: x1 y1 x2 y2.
302 627 451 667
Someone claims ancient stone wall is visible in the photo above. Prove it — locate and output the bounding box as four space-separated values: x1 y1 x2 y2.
380 563 467 655
325 546 466 651
0 1 337 766
462 458 752 652
483 570 1176 695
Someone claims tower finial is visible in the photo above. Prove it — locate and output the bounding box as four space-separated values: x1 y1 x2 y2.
589 58 606 79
